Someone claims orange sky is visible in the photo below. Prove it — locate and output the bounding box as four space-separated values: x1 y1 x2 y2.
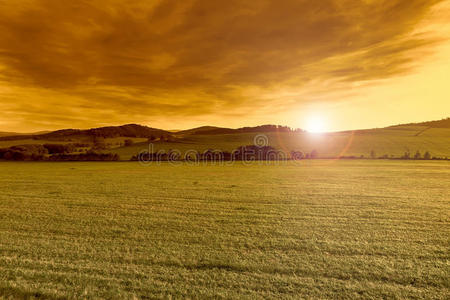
0 0 449 132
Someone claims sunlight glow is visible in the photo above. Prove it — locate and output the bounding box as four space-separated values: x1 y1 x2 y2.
306 116 327 133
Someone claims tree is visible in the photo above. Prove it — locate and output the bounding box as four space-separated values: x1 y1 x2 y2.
290 151 304 160
92 136 106 150
370 150 376 159
414 150 421 160
43 144 73 154
424 151 431 160
310 149 318 159
124 139 134 147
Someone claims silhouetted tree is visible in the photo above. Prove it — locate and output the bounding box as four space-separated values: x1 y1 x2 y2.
124 139 134 147
92 136 106 150
370 150 376 159
424 151 431 160
43 144 74 154
414 150 421 159
290 151 304 160
0 145 47 161
50 152 119 161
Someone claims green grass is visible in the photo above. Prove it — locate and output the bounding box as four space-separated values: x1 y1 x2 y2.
0 160 449 298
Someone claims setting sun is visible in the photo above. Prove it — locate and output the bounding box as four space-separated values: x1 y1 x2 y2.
306 116 327 133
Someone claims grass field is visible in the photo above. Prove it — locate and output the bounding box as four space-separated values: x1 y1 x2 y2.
2 124 450 161
113 126 450 160
0 161 449 298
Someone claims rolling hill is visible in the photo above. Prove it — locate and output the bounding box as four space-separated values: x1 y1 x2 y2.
0 132 19 137
0 131 50 137
1 119 449 160
113 125 450 160
391 117 450 128
0 124 170 141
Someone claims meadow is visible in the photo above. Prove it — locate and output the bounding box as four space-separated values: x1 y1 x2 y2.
2 124 450 161
112 125 450 160
0 160 449 299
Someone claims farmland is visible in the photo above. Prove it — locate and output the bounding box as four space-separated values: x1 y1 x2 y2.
1 122 450 161
0 160 449 298
113 125 450 160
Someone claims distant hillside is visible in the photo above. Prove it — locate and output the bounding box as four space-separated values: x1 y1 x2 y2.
113 125 450 160
0 131 50 138
42 124 171 138
0 132 19 137
1 118 449 160
391 118 450 128
176 126 233 135
0 124 171 141
178 125 303 135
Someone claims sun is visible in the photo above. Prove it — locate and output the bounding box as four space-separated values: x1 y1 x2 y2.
306 116 327 133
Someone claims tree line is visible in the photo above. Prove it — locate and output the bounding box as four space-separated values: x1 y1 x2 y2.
132 145 318 162
0 143 446 162
367 150 445 160
0 144 118 161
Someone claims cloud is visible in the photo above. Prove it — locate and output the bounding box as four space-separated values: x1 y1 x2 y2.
0 0 446 130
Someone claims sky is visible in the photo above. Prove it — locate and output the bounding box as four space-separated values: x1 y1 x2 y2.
0 0 449 132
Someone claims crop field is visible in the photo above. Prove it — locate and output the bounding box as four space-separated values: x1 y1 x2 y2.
0 160 449 298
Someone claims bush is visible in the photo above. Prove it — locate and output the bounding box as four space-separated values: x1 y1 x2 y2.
43 144 74 154
124 139 134 147
414 151 421 159
0 145 47 161
49 152 119 161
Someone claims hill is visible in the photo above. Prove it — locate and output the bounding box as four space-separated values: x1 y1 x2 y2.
176 126 233 135
113 123 450 160
0 124 170 142
1 118 449 160
0 131 50 137
0 132 19 137
176 125 302 136
390 118 450 128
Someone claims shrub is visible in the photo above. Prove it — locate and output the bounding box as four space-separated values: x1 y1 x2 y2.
414 151 421 159
124 139 134 147
43 144 74 154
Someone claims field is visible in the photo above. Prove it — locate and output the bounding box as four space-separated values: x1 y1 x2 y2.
2 124 450 161
113 125 450 160
0 160 449 298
